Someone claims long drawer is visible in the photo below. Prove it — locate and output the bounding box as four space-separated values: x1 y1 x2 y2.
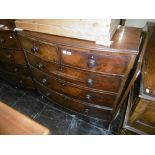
0 49 27 65
36 82 112 121
60 46 131 75
19 35 59 62
27 52 122 93
0 61 31 76
0 70 34 89
32 67 116 109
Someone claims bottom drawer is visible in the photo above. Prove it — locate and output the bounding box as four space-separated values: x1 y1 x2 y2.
0 61 31 76
36 82 112 121
0 70 34 89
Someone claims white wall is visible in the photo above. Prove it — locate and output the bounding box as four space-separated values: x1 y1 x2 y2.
125 19 155 28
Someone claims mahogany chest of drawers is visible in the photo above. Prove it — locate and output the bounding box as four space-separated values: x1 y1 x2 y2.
17 26 142 127
0 24 34 89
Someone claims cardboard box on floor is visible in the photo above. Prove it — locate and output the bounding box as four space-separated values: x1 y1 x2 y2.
15 19 120 45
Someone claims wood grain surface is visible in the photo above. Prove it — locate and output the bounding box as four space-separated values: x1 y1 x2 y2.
0 102 50 135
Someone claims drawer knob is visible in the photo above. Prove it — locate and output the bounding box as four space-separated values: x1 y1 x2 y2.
31 46 39 53
87 57 96 68
7 54 12 59
84 109 89 113
85 94 91 101
42 78 47 84
38 63 43 69
14 68 18 72
61 83 66 86
87 78 93 87
46 92 51 96
0 38 5 43
19 80 23 84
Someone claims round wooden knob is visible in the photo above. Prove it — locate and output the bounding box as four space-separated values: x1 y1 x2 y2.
31 46 39 53
85 94 91 101
7 54 12 59
46 92 51 96
87 58 96 68
61 83 66 86
14 68 18 72
38 63 43 69
87 78 93 87
42 78 47 84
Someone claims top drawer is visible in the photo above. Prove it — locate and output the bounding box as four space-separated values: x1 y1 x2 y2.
60 47 131 75
19 35 59 62
0 31 20 49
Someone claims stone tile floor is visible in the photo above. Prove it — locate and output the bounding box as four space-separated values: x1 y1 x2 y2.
0 79 121 135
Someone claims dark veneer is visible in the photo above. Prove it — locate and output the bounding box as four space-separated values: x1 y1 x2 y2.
17 26 142 128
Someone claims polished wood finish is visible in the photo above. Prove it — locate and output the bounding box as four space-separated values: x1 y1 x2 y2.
0 30 20 49
19 36 59 62
0 20 34 89
60 46 130 75
121 23 155 135
37 82 112 121
18 26 142 125
32 67 116 109
18 26 141 53
27 52 122 93
0 101 50 135
140 23 155 100
122 80 155 135
128 98 155 134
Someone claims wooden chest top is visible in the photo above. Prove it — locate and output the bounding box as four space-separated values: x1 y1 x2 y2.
18 26 142 54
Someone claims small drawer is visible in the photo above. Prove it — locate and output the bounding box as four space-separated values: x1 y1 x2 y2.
0 49 27 65
0 70 34 89
32 67 117 109
19 35 59 62
61 47 130 75
27 52 122 93
36 82 112 121
0 31 20 49
0 61 30 76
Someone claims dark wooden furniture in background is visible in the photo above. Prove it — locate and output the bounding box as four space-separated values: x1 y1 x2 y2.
0 101 50 135
0 20 34 89
121 23 155 135
17 26 142 128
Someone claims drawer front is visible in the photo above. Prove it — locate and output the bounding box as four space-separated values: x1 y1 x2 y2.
0 49 14 63
32 67 116 109
27 52 122 93
0 70 34 89
0 61 30 76
61 47 130 75
37 82 112 121
0 49 26 65
0 32 19 49
14 51 27 65
19 35 59 62
128 99 155 135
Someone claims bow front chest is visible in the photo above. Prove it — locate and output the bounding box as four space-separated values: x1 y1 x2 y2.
17 26 142 127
